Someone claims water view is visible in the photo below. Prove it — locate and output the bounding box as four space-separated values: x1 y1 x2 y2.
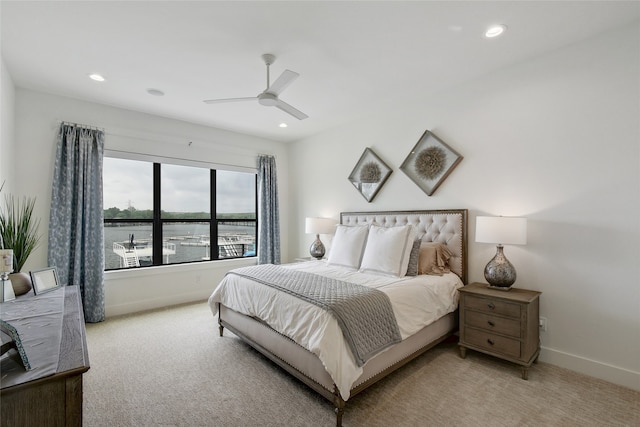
105 222 256 270
102 158 257 270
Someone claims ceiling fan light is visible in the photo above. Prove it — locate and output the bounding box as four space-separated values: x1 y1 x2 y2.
258 93 278 106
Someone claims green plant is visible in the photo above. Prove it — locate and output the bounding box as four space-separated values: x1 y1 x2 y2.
0 193 41 272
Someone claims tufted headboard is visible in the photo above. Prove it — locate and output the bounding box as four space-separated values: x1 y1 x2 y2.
340 209 468 284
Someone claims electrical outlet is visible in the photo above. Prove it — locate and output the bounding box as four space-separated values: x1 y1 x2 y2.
539 317 547 332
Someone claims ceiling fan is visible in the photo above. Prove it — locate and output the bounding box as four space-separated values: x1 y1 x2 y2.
203 54 308 120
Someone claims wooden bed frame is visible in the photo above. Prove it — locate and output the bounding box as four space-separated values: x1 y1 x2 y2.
217 209 468 426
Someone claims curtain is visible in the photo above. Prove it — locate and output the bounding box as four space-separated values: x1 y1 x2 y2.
257 155 280 265
48 123 105 322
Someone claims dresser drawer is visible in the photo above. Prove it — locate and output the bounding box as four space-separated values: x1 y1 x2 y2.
464 294 521 318
465 311 521 338
464 328 521 359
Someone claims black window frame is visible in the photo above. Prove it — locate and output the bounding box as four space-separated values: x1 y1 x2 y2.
104 159 258 271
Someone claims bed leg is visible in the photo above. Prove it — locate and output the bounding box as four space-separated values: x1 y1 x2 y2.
333 389 345 427
217 303 224 337
335 405 344 427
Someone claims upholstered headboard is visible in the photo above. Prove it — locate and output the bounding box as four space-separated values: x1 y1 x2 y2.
340 210 468 284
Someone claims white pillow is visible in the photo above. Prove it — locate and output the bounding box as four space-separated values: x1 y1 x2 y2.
326 225 369 270
359 225 417 277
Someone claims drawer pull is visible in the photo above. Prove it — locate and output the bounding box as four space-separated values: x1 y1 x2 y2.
487 302 495 310
487 320 495 327
487 339 495 346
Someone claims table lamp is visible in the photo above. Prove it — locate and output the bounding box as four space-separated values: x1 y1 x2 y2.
0 249 16 302
475 216 527 290
305 217 337 259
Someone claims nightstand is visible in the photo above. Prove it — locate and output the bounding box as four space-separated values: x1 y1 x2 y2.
458 282 541 380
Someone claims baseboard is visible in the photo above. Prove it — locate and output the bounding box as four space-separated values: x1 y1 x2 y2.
540 346 640 391
105 290 209 317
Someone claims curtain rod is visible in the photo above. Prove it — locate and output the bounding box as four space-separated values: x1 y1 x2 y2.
56 120 276 160
104 148 257 173
60 121 105 132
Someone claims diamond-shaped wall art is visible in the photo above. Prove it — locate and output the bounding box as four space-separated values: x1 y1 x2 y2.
400 130 463 196
348 148 392 202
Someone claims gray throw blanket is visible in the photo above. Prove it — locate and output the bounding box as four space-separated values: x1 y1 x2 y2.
228 264 402 367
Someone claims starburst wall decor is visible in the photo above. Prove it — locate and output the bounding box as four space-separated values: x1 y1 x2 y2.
348 148 392 202
400 130 463 196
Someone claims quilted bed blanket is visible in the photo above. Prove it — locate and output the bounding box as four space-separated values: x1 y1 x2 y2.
228 264 401 366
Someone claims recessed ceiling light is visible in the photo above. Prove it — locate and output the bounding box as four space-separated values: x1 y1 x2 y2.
279 123 288 128
485 24 507 38
89 73 106 82
147 88 165 96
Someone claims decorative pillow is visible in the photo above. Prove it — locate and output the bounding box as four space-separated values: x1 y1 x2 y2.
359 225 417 277
326 225 369 270
417 242 453 276
405 238 422 276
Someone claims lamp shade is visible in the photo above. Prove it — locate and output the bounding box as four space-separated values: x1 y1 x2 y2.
305 217 337 235
476 216 527 245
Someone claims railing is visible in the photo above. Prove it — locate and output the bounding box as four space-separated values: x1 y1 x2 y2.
113 242 140 268
162 241 177 252
112 240 177 267
111 237 252 268
219 243 255 258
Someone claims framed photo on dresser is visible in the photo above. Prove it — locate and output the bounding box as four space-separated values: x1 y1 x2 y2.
30 267 61 295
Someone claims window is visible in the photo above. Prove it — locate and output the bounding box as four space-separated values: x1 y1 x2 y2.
103 157 257 270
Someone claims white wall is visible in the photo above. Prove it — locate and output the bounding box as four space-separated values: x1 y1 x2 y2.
289 23 640 390
5 19 638 391
12 89 290 316
0 57 15 193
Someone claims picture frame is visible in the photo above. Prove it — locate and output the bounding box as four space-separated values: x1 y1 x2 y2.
400 130 463 196
348 147 392 202
0 319 32 370
30 267 61 295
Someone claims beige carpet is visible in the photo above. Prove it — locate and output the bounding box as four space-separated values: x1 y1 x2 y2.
84 301 639 427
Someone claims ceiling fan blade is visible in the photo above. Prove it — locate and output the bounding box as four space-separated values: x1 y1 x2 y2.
267 70 299 96
275 99 308 120
203 97 256 104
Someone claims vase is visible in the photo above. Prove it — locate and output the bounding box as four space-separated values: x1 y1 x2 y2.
9 271 32 296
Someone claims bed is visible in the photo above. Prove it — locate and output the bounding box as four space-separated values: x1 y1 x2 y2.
208 209 467 426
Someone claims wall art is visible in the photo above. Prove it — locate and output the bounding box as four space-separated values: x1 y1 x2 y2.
348 147 392 202
400 130 463 196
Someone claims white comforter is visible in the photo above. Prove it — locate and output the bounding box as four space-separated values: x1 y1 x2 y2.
208 260 463 400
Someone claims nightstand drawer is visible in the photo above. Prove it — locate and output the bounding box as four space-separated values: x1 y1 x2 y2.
464 294 521 318
464 328 521 359
465 311 521 338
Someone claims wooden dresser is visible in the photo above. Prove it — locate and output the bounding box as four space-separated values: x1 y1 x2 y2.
458 282 541 379
1 286 90 426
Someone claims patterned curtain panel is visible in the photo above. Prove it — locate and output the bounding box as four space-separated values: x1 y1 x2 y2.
48 123 105 322
257 155 281 265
